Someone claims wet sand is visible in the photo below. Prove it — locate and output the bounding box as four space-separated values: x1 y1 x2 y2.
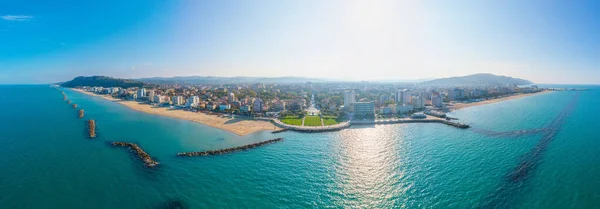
71 89 281 136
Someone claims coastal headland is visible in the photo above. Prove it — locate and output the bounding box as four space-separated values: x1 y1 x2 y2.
71 88 282 136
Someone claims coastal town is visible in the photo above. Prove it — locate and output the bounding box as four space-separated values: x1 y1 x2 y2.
69 79 545 134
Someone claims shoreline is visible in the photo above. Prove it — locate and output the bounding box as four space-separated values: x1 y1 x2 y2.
69 88 281 136
450 90 551 111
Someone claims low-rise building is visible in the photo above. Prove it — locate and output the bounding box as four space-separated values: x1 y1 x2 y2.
397 104 414 115
240 105 252 113
353 101 374 117
380 105 396 114
219 103 231 111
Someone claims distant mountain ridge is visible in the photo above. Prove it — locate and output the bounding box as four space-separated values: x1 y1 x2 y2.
136 76 327 84
61 74 531 87
60 76 152 88
420 73 532 86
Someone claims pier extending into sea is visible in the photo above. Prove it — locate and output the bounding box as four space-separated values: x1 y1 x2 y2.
177 138 283 157
111 142 159 167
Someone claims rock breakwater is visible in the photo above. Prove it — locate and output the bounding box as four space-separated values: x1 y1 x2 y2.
111 142 159 167
87 119 96 138
177 138 283 157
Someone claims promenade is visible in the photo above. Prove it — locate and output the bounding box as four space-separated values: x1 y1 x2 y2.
272 118 351 133
272 117 469 133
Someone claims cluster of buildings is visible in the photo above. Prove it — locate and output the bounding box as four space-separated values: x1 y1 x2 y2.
81 82 542 119
344 89 426 118
80 84 310 116
342 85 543 118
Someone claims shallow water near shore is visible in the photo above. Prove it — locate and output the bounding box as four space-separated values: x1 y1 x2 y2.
0 85 599 208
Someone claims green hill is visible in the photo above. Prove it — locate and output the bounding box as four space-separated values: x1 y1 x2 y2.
421 73 532 86
60 76 151 88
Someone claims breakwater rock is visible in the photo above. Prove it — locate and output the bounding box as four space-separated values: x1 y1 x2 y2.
61 91 67 100
78 109 84 118
271 129 288 134
111 142 159 167
177 138 283 157
354 119 470 129
72 103 77 109
87 119 96 138
67 100 71 104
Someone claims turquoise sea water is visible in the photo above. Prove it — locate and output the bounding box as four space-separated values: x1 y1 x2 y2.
0 85 599 208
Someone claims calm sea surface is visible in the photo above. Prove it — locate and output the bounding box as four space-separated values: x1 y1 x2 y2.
0 85 599 208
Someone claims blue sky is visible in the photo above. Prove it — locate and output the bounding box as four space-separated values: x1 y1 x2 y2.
1 0 599 84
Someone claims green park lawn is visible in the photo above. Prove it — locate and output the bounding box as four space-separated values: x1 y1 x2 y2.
304 116 322 126
322 118 339 126
280 116 303 126
321 115 342 126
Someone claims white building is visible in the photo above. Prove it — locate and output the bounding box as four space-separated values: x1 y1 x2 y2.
147 90 155 99
397 104 414 115
344 91 356 111
353 101 374 117
186 96 200 108
172 96 184 106
432 95 443 107
137 88 146 98
228 92 236 103
395 89 411 105
153 95 164 103
253 98 264 113
411 96 425 110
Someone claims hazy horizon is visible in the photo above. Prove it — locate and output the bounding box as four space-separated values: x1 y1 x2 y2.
1 0 599 84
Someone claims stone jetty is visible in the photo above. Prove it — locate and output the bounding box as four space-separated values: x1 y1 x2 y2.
271 129 288 134
111 142 159 167
177 138 283 157
78 109 84 118
72 103 77 109
364 119 470 129
87 119 96 138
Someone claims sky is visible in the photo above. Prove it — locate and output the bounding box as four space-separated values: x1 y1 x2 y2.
1 0 599 84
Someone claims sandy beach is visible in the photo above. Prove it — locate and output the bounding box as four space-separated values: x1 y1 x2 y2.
451 90 550 110
71 89 281 136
